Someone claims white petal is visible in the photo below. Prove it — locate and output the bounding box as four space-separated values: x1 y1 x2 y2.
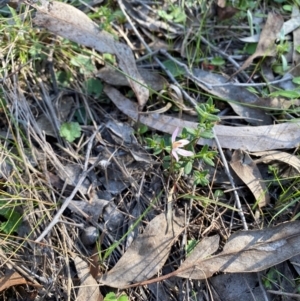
172 149 179 161
176 139 190 147
172 127 179 143
176 149 194 157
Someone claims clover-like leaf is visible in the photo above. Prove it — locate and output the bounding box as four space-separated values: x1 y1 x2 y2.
59 122 81 142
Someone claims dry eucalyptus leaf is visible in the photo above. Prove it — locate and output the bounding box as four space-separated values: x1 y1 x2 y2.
231 12 284 77
190 69 272 125
230 149 269 208
176 235 220 279
253 96 300 110
61 164 91 194
74 256 103 301
253 150 300 172
68 198 103 221
69 195 124 233
0 271 28 292
99 176 129 194
104 85 300 151
128 144 152 164
97 66 168 92
241 7 300 43
33 0 149 108
106 120 136 144
36 114 56 137
100 213 185 288
176 221 300 279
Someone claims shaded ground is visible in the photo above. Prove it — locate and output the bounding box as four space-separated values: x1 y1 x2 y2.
0 0 300 300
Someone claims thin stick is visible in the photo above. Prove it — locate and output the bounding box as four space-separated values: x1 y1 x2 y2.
212 128 248 230
208 76 292 87
159 49 292 89
117 0 199 108
267 290 300 298
0 248 46 291
200 36 252 83
159 49 213 90
257 272 270 301
35 126 102 242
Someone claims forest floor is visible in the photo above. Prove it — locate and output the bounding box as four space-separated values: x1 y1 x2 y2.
1 0 300 300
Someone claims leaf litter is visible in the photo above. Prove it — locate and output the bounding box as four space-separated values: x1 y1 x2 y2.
109 221 300 289
176 221 300 279
100 213 185 288
1 0 300 300
74 255 103 301
33 0 149 108
231 12 284 78
105 85 300 151
230 149 270 209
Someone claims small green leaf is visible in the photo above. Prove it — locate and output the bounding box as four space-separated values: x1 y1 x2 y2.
70 55 95 74
137 124 148 135
186 239 198 255
104 292 117 301
153 148 163 155
203 157 215 167
244 43 257 55
292 77 300 85
214 190 224 198
158 10 173 20
184 161 193 175
0 209 21 234
263 279 272 289
185 127 197 136
171 7 186 23
29 42 44 58
211 57 225 66
103 53 116 64
283 5 292 11
84 78 103 98
246 86 259 94
8 6 22 26
0 200 22 234
144 137 156 148
199 130 214 139
0 216 21 234
193 170 209 186
60 122 81 142
280 54 288 71
162 60 185 77
247 9 254 36
56 70 72 87
269 90 300 99
118 295 129 301
272 64 284 75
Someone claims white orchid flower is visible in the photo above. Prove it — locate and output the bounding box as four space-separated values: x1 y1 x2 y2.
171 127 194 162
